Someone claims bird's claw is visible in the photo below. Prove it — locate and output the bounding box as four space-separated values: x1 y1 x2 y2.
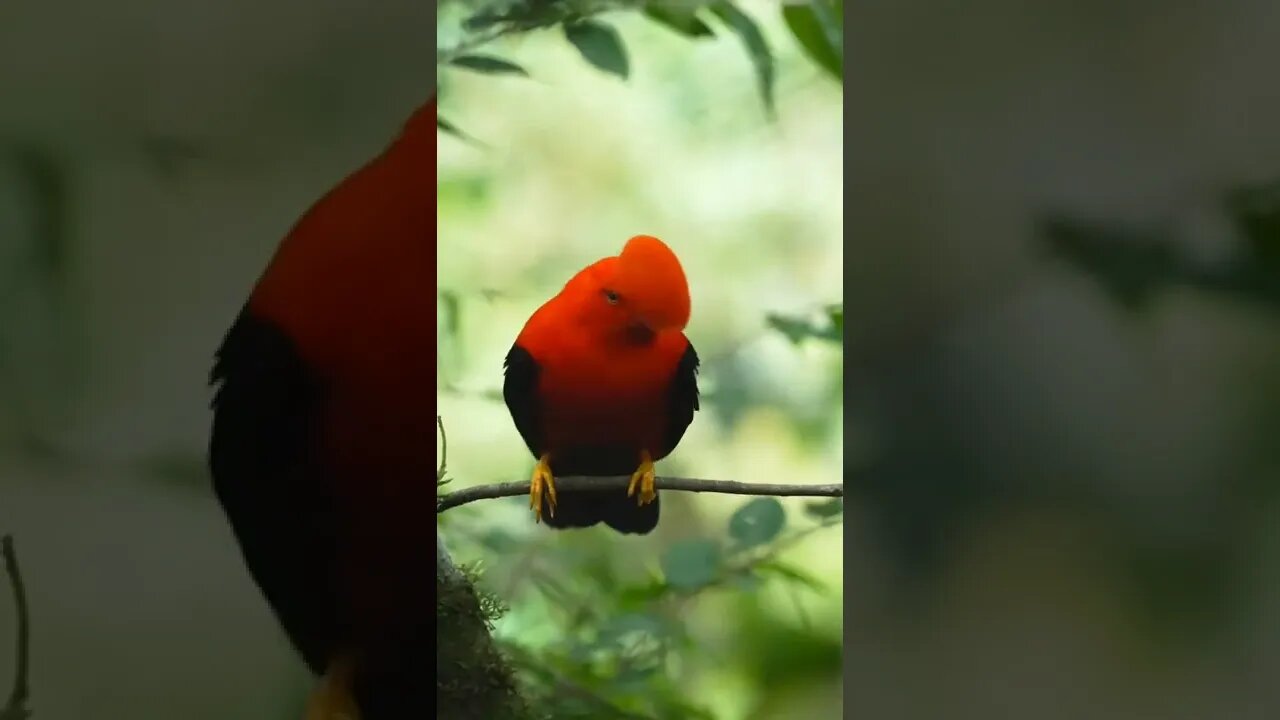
304 656 360 720
530 455 557 523
627 452 657 506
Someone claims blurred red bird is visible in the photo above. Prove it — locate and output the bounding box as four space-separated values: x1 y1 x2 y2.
503 235 701 533
208 99 434 719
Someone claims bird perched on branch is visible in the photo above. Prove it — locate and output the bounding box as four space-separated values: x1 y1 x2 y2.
208 98 434 719
503 235 701 534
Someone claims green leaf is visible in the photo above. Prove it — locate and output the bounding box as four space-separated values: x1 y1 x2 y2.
617 579 669 606
564 19 630 80
827 304 844 334
1040 216 1174 311
462 8 506 31
755 559 828 593
644 3 715 38
783 0 843 80
1224 178 1280 268
449 54 529 77
728 497 786 548
710 1 775 117
440 289 461 338
766 311 841 344
436 115 485 147
803 497 844 519
597 612 668 646
660 539 722 590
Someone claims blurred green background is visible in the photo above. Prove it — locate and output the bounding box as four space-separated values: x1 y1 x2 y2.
436 2 843 719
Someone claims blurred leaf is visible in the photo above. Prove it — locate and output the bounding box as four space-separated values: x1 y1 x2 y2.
727 568 762 591
643 3 715 38
11 147 69 289
460 0 571 34
660 539 722 591
733 602 843 687
462 7 506 31
728 497 786 548
1042 211 1280 313
617 579 669 607
597 612 668 647
564 20 630 80
826 303 844 334
613 662 663 689
480 528 521 553
766 311 841 344
1224 177 1280 267
449 53 530 77
783 0 842 80
755 559 827 594
440 289 462 338
710 1 775 117
766 314 813 343
1040 215 1176 311
437 115 486 147
803 497 844 519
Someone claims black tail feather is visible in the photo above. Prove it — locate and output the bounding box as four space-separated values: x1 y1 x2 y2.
541 489 659 535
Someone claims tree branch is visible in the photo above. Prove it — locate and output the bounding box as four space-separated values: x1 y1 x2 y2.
437 476 844 513
1 535 31 720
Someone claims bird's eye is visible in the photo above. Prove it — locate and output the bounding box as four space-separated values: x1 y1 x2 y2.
603 289 620 305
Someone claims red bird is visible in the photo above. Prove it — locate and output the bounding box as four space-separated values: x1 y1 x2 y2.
208 99 433 719
503 235 700 533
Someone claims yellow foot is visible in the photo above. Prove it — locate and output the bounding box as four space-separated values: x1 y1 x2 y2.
303 656 360 720
530 454 557 523
627 451 657 506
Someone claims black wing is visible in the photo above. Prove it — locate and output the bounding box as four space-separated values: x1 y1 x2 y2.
660 342 700 458
502 344 543 459
208 311 338 675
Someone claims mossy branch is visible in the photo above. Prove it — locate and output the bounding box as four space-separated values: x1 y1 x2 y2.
436 532 536 720
1 535 31 720
437 476 844 513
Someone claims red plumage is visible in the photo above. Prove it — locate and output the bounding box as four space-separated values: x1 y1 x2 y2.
503 236 700 534
209 98 435 718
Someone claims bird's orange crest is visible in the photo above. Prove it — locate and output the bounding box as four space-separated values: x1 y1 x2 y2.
610 235 691 332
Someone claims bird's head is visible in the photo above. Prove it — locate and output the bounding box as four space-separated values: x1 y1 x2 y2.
568 235 691 341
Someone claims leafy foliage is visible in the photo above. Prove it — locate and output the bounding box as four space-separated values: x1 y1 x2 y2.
450 53 531 77
1042 179 1280 315
765 304 844 345
708 1 775 118
445 495 843 719
660 539 723 590
1224 177 1280 269
436 115 486 147
727 497 786 549
437 0 845 139
643 2 714 38
564 19 631 80
782 0 842 81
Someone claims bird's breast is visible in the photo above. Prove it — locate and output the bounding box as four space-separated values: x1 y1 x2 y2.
532 334 685 461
